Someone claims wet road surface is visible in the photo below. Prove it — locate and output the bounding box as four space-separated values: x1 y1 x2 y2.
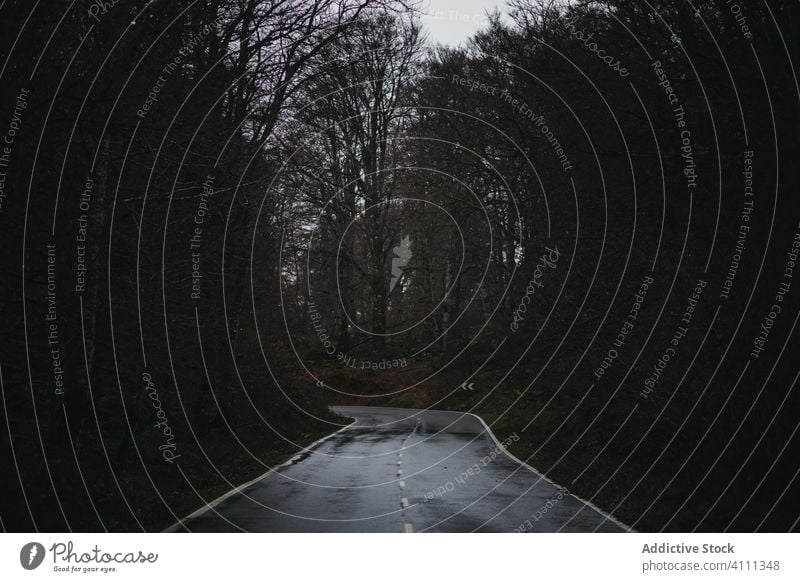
174 406 627 532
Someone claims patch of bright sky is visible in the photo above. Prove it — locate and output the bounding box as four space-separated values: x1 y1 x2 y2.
419 0 506 47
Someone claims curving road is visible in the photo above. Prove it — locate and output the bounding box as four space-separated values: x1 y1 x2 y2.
171 406 628 532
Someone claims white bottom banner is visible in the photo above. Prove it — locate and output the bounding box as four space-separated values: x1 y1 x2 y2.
1 534 796 581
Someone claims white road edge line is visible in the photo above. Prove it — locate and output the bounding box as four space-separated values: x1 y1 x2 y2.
162 418 358 533
463 411 635 533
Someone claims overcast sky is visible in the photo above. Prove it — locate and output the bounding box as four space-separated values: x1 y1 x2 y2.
419 0 506 47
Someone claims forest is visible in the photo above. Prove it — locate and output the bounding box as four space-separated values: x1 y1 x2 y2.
1 0 799 532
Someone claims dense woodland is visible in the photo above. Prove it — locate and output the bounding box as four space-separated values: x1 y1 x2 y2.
1 0 799 531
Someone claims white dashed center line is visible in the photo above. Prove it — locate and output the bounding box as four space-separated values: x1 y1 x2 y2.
399 421 419 533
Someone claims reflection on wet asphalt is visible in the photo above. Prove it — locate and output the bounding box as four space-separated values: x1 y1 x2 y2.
181 406 626 532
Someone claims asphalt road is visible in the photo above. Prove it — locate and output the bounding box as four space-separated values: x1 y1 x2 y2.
174 406 627 532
